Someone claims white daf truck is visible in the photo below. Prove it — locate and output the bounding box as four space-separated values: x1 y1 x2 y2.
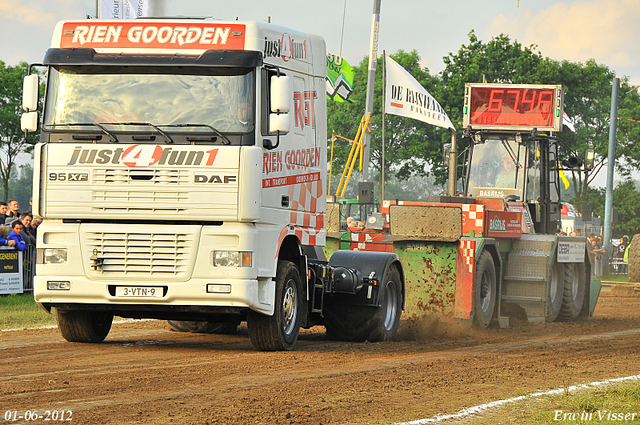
22 18 404 351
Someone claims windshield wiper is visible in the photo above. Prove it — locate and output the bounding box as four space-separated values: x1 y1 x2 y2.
48 123 120 143
100 122 174 144
160 124 232 145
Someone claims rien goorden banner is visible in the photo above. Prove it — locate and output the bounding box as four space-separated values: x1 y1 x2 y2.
384 56 453 130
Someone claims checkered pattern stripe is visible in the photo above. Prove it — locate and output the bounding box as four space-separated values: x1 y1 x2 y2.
284 176 325 247
276 226 326 257
460 239 477 273
289 211 325 229
350 231 370 250
294 227 326 246
462 203 485 236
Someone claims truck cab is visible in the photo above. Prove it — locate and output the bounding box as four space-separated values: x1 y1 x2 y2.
22 18 403 351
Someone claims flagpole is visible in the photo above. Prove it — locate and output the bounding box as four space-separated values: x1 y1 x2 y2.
95 0 99 18
380 51 386 204
361 0 381 183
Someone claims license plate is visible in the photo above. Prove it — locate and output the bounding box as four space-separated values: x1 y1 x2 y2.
115 286 163 298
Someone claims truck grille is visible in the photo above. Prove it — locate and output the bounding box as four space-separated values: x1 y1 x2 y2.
93 168 189 184
91 168 190 212
86 231 194 276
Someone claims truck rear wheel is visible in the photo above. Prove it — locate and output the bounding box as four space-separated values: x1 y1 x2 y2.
167 320 239 334
324 265 402 342
546 262 564 323
247 261 302 351
56 310 113 343
557 262 586 321
473 252 496 329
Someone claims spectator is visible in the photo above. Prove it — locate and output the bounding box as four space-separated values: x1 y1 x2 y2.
26 197 32 215
20 213 36 246
0 226 16 248
31 217 42 241
6 199 19 218
0 201 7 225
615 235 629 274
7 221 27 251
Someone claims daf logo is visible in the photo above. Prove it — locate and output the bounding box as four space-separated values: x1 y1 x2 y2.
194 175 237 183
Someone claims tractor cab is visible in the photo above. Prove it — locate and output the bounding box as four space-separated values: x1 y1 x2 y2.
463 131 565 234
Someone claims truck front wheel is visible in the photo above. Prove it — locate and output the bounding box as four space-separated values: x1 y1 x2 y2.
56 310 113 343
248 261 302 351
324 265 402 342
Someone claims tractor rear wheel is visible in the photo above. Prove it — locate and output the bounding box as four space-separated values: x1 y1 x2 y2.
557 262 586 321
545 262 564 323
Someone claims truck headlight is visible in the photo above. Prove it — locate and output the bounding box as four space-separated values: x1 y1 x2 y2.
37 248 68 264
213 251 252 267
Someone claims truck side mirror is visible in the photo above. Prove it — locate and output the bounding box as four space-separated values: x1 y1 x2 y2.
269 74 291 135
23 74 39 112
270 75 291 114
584 148 595 171
269 114 290 134
21 112 38 132
21 74 40 134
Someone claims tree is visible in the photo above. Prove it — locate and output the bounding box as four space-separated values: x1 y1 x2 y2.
577 180 640 239
327 50 449 198
0 61 38 202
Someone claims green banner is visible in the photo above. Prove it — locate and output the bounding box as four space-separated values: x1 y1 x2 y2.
327 54 355 103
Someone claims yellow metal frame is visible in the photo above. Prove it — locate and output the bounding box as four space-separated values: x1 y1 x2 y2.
329 114 371 198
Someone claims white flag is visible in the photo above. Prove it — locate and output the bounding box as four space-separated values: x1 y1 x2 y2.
563 111 576 132
384 56 453 129
100 0 149 19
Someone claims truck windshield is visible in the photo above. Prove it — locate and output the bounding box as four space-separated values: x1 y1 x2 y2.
467 139 526 199
43 65 255 136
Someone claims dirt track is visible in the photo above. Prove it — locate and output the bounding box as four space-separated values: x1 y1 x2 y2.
2 292 640 425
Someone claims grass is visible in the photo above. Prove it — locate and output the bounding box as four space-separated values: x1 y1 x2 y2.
464 383 640 424
0 293 58 329
601 273 630 283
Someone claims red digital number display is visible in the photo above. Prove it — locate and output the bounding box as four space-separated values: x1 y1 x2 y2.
468 87 557 130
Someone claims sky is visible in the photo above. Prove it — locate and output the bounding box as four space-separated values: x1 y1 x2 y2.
1 0 639 186
2 0 640 83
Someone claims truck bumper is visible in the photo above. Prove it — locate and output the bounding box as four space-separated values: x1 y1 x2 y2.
34 275 275 316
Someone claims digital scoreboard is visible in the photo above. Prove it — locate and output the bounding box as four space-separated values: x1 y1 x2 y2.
462 83 564 132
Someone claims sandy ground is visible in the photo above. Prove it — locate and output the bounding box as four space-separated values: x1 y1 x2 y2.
2 292 640 425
